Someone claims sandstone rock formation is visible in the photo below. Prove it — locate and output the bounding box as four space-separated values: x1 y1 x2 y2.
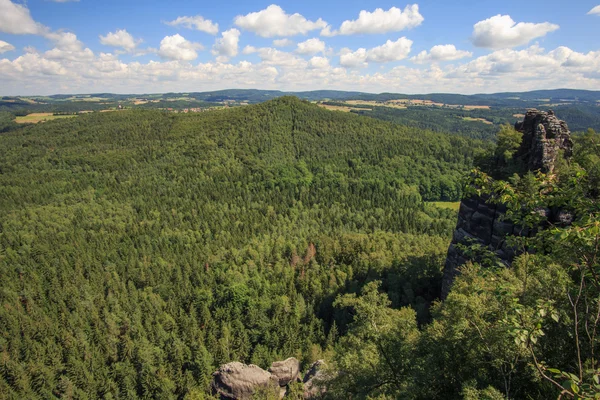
211 362 277 399
514 109 573 173
212 357 305 399
269 357 301 387
441 110 573 299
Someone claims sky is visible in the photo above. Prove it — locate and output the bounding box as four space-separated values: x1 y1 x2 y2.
0 0 599 95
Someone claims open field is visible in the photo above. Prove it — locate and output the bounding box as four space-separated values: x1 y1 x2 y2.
345 99 490 110
462 105 491 110
15 113 78 124
347 100 407 109
427 201 461 211
318 104 372 112
462 117 493 125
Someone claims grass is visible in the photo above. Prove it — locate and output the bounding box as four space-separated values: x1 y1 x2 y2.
462 117 493 125
15 113 77 124
427 201 461 211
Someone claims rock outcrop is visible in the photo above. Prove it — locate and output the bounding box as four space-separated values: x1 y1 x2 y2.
212 357 308 400
211 362 278 400
514 109 573 173
441 110 573 299
269 357 301 387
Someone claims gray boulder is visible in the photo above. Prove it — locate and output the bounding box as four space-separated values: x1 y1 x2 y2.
212 362 277 399
269 357 301 387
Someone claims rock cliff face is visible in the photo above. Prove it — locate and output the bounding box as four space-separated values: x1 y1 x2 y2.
441 110 573 299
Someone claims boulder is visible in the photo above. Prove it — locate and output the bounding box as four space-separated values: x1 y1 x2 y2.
269 357 301 387
212 362 277 400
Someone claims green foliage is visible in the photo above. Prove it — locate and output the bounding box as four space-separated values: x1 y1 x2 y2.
319 123 600 400
495 124 523 163
0 111 18 133
0 98 464 398
327 282 420 399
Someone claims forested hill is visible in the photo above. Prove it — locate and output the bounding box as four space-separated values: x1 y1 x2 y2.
0 97 485 398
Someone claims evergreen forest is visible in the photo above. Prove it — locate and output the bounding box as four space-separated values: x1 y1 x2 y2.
0 97 598 399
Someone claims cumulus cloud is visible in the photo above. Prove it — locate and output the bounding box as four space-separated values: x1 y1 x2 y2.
0 52 67 77
241 46 306 67
324 5 423 36
0 40 15 53
212 29 241 62
0 0 45 35
273 38 294 47
308 56 329 69
234 5 328 37
340 48 368 68
242 45 258 55
411 44 472 64
367 37 413 62
588 5 600 15
164 15 219 35
340 37 413 67
471 15 559 49
99 29 141 52
44 31 84 51
296 38 326 55
38 31 95 62
158 34 203 61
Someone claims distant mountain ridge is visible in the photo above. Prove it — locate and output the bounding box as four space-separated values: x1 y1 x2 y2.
31 88 600 106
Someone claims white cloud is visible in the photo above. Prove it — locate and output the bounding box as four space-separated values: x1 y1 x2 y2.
242 46 306 67
158 34 203 61
366 37 413 62
45 31 84 51
411 44 472 64
471 15 559 49
588 5 600 15
99 29 141 52
308 56 329 69
37 31 95 62
325 5 423 36
0 52 67 77
242 45 257 54
340 37 413 67
165 15 219 35
340 48 368 68
296 38 325 55
212 28 240 62
2 28 600 97
234 5 328 37
273 38 294 47
0 40 15 53
0 0 44 35
44 46 94 62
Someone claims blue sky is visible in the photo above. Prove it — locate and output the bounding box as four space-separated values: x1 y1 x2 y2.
0 0 599 95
